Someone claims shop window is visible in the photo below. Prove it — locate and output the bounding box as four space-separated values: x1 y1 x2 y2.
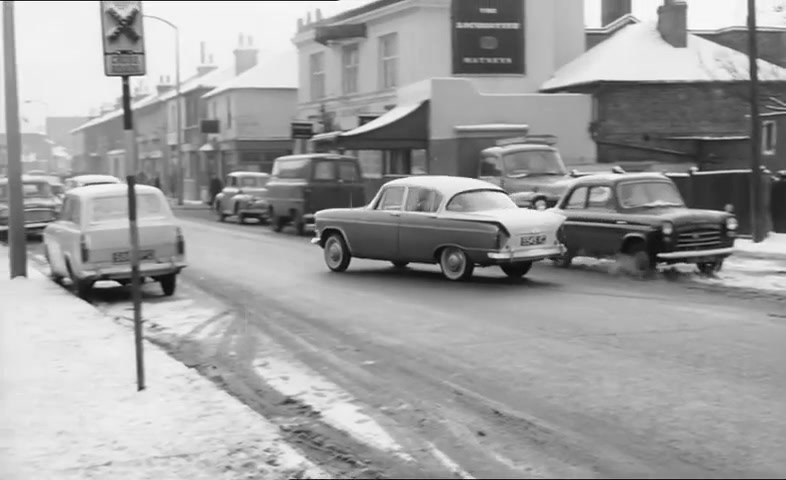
411 149 427 174
384 150 411 175
310 52 326 100
358 151 383 179
342 44 359 95
763 120 777 155
379 33 399 89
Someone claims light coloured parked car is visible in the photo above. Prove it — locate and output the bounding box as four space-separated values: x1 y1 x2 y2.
64 174 122 191
43 184 186 299
214 171 270 224
312 175 567 281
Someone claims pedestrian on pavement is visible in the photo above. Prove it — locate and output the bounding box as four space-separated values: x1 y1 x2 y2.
153 176 162 190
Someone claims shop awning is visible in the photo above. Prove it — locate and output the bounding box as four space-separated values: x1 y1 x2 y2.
336 100 429 150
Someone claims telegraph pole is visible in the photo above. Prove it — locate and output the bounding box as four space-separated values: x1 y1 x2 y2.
747 0 766 243
3 1 27 278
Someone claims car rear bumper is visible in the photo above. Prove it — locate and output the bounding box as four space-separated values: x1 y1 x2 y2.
79 261 187 282
487 244 566 263
238 207 269 217
0 222 52 233
657 247 734 261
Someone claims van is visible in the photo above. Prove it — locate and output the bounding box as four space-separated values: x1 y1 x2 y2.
265 154 366 235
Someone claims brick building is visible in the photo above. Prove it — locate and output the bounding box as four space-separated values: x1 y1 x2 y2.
541 0 786 171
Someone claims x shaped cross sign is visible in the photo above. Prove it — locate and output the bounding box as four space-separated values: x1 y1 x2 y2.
106 5 141 43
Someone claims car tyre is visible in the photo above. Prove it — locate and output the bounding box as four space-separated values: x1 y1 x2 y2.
295 220 307 236
500 261 533 279
551 252 573 268
697 259 723 276
391 261 409 268
324 233 351 272
160 273 177 296
622 244 655 278
439 247 474 281
215 201 226 222
533 198 548 211
67 261 93 300
44 247 64 284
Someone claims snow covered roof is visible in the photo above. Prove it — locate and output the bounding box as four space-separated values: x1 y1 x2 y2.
541 21 786 92
202 51 298 100
70 94 158 134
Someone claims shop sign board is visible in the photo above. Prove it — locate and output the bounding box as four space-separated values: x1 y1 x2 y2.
451 0 525 75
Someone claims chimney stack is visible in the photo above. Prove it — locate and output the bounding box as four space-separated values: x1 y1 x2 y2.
156 75 174 96
315 8 323 21
601 0 631 27
657 0 688 48
233 33 259 76
197 43 218 76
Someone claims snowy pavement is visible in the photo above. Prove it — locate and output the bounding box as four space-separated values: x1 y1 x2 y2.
0 247 328 480
734 233 786 261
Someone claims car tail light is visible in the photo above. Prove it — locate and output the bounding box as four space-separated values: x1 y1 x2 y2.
80 234 90 263
175 226 185 255
495 225 510 250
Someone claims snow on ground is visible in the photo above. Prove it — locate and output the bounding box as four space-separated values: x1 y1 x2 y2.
0 251 328 480
734 233 786 260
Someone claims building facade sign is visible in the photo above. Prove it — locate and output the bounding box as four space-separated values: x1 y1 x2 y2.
451 0 525 75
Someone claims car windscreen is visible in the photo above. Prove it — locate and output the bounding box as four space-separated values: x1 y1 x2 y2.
238 176 269 188
0 182 52 199
87 194 169 223
502 149 567 178
445 189 518 212
272 159 310 179
617 181 686 208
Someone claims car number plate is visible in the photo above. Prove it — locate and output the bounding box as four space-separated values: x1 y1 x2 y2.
520 234 547 247
112 250 155 263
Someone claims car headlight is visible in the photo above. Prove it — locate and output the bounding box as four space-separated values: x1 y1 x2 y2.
726 217 738 231
661 221 674 236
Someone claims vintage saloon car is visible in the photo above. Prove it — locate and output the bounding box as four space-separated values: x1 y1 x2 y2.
64 174 122 190
43 184 187 299
312 176 567 281
214 171 271 224
550 172 737 274
0 175 60 240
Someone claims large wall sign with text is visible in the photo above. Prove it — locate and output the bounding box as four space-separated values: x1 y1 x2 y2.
451 0 525 75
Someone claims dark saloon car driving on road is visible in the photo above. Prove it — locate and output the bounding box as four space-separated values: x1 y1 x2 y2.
550 173 738 275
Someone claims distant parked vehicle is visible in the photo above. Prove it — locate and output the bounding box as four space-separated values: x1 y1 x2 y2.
214 171 270 224
0 175 60 241
266 154 366 236
42 184 187 299
312 175 567 281
64 174 122 191
550 172 738 275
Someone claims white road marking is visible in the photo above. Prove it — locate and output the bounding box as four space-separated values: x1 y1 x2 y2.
425 442 476 479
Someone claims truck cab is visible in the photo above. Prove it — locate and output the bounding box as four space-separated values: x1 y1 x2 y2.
478 137 578 210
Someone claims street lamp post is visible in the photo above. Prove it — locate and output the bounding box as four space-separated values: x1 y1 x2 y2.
144 14 183 206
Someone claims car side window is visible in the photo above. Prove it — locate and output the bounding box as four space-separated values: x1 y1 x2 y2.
376 186 405 211
587 186 615 211
404 187 443 213
338 162 359 182
313 161 336 181
59 197 74 222
226 176 235 188
479 155 503 177
564 187 588 210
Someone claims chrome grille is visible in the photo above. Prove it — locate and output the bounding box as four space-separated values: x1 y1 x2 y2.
24 209 54 224
676 225 722 250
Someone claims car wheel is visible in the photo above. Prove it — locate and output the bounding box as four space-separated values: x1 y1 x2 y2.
500 261 533 279
533 198 548 211
295 220 307 236
258 216 269 226
439 247 474 281
160 273 177 296
697 259 723 276
622 244 655 278
0 231 7 243
324 233 351 272
235 205 245 224
44 247 64 284
273 215 286 233
215 202 226 222
551 252 573 268
391 261 409 268
67 261 93 300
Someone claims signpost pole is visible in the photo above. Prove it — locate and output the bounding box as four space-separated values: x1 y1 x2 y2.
747 0 765 243
125 173 145 392
2 1 27 278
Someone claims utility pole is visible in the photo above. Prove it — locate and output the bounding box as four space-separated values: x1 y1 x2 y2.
3 1 27 278
747 0 766 243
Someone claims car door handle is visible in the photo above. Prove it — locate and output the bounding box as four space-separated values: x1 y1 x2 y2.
388 211 401 217
615 220 628 225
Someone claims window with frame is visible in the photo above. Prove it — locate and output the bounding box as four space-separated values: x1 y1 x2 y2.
226 97 232 128
379 33 399 89
763 120 777 155
586 186 614 210
342 44 359 95
310 52 326 100
564 187 588 210
313 161 336 180
376 186 405 210
404 187 443 213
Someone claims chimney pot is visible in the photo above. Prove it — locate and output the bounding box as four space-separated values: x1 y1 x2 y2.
306 12 312 24
657 0 688 48
316 8 323 21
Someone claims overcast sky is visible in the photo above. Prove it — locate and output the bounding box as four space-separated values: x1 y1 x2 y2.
1 0 783 131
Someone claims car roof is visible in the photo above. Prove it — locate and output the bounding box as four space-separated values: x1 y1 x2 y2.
569 172 670 187
70 174 121 184
0 175 52 184
274 154 357 162
481 144 558 155
67 183 161 198
383 175 503 198
228 171 270 177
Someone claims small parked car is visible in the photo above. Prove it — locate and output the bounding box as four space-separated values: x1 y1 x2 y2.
265 154 366 236
0 175 60 241
43 184 187 299
64 174 122 191
312 176 567 281
214 171 270 224
550 172 737 275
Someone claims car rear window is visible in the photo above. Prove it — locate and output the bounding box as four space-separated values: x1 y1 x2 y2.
0 183 52 198
272 159 310 179
338 162 359 182
88 194 168 223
